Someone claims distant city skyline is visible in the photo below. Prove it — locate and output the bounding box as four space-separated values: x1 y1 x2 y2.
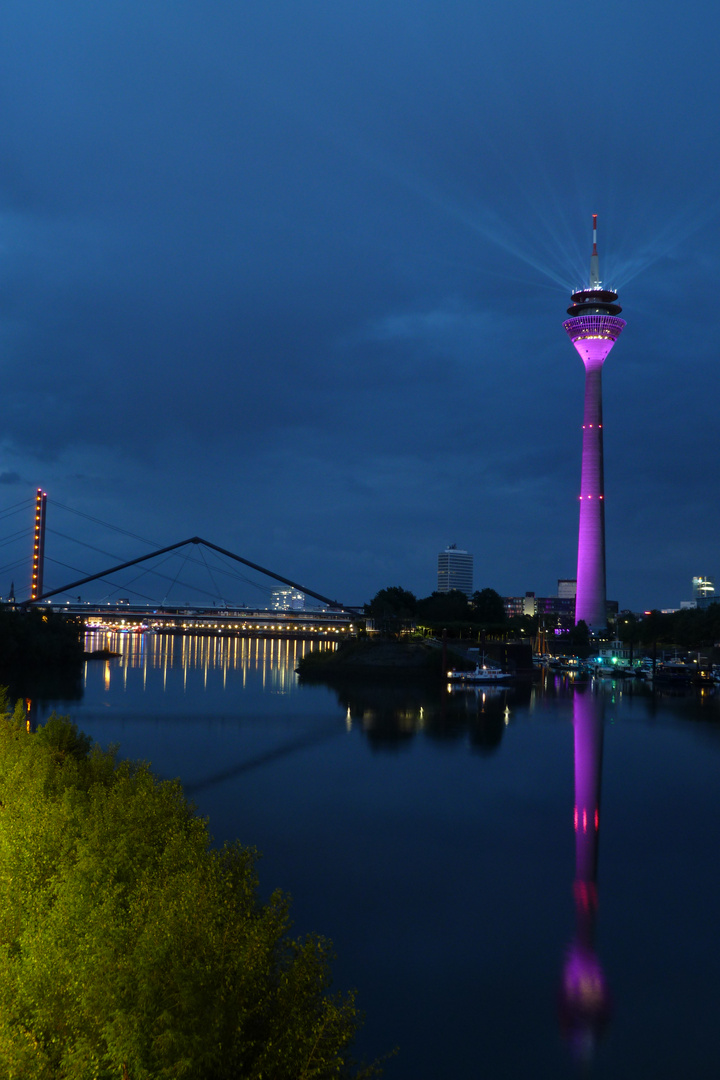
0 491 711 614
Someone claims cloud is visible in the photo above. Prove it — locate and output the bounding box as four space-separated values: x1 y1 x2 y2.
1 0 719 609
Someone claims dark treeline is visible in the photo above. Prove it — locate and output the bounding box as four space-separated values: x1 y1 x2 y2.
0 607 84 669
365 586 532 638
617 605 720 650
0 694 380 1080
367 588 720 652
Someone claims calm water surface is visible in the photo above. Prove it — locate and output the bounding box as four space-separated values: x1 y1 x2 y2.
31 632 720 1079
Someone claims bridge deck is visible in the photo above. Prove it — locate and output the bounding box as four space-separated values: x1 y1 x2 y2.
56 603 359 637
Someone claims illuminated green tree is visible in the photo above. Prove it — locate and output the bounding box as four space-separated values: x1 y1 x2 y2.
0 703 379 1080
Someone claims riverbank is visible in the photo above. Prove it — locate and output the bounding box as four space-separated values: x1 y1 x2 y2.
297 638 534 679
0 608 84 668
297 638 466 679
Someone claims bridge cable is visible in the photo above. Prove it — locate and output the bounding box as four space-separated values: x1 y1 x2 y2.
101 554 231 606
50 501 161 548
49 501 284 599
0 557 31 578
197 545 228 606
48 523 273 599
47 528 127 565
0 496 34 513
45 531 235 604
163 545 194 604
93 553 188 604
47 551 225 608
43 556 158 605
192 547 274 596
0 500 34 522
0 527 33 550
35 537 344 610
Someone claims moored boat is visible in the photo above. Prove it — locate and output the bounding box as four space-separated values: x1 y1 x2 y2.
447 658 512 683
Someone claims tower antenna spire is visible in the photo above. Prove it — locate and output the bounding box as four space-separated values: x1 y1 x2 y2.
590 213 600 289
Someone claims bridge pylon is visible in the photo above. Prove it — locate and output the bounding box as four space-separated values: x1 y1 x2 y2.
30 489 47 602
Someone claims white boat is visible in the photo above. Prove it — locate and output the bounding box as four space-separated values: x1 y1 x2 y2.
447 659 512 683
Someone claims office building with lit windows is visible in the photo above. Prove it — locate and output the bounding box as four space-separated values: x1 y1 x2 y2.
270 587 305 611
437 545 473 596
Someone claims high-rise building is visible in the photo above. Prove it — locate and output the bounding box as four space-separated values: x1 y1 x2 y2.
437 545 473 596
692 575 715 609
558 579 577 599
564 217 625 632
692 575 714 600
270 587 305 611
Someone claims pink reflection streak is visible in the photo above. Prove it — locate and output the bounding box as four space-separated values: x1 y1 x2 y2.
559 689 610 1060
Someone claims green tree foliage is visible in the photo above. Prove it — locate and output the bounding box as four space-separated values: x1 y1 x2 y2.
469 589 506 627
415 590 470 624
632 604 720 649
565 619 591 658
365 587 417 633
0 703 377 1080
616 612 641 645
366 584 525 640
506 614 537 638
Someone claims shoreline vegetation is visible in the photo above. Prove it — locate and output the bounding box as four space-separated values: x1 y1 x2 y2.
0 693 380 1079
363 586 720 653
297 639 463 679
0 608 84 671
297 639 534 680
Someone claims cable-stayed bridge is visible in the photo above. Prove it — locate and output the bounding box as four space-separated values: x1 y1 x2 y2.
0 492 359 635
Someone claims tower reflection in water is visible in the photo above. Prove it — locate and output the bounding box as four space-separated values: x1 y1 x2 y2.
559 685 611 1061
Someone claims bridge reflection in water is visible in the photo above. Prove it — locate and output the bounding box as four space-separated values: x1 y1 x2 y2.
84 630 337 695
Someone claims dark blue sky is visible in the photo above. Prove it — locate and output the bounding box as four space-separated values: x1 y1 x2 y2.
1 0 718 610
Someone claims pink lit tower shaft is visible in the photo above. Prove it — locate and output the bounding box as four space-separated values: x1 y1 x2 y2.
564 216 625 632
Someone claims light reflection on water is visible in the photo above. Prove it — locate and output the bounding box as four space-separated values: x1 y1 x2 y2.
28 636 720 1079
83 629 336 699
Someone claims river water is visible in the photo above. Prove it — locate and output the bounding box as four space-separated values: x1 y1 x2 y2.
28 631 720 1079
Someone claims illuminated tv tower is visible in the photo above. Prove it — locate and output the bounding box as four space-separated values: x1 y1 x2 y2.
564 216 625 632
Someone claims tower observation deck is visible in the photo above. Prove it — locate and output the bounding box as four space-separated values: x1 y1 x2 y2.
563 216 625 632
